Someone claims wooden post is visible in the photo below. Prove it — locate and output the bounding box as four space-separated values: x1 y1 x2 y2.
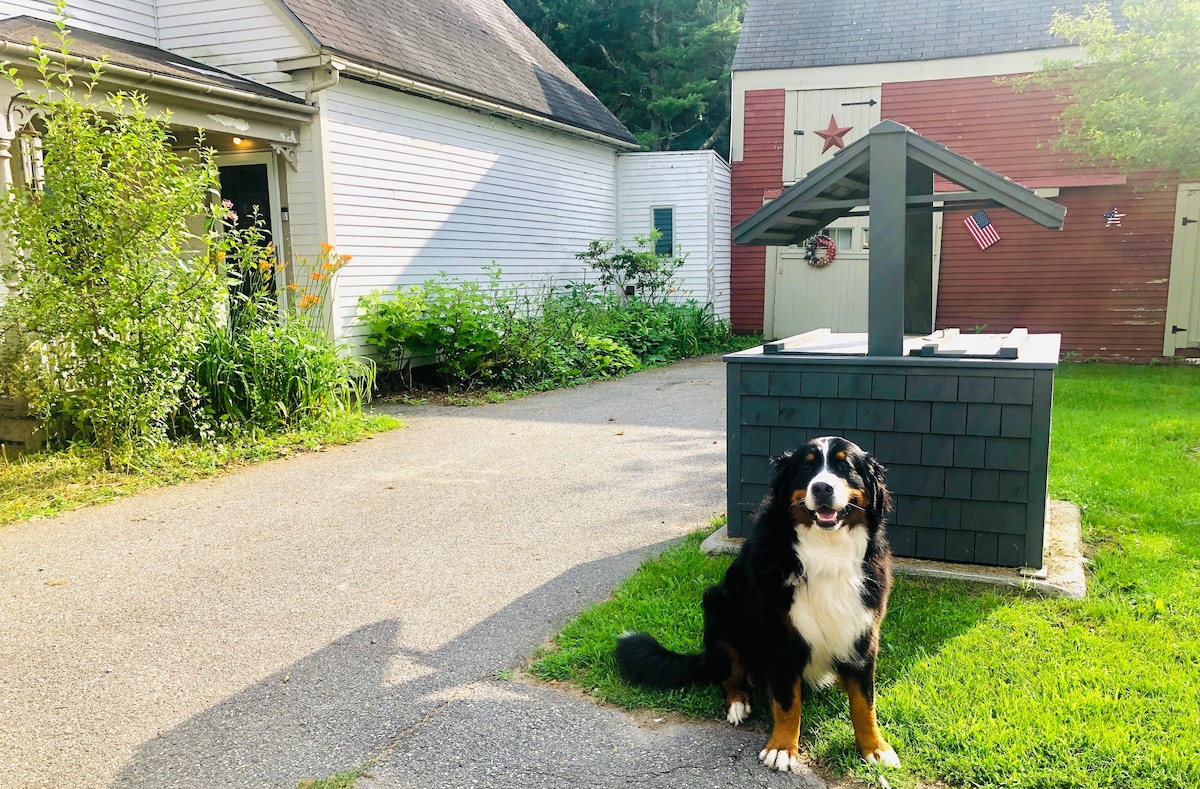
867 124 907 356
904 162 934 335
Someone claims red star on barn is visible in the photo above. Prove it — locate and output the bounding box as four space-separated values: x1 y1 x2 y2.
814 115 853 153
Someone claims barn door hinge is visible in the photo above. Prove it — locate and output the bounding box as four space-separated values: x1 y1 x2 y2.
1173 325 1189 334
841 99 877 107
1183 217 1197 225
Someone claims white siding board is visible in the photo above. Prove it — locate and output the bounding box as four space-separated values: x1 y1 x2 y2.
0 0 157 43
283 118 324 274
617 150 731 318
156 0 311 93
324 80 619 353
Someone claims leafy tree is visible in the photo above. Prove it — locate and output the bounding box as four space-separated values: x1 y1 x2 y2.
1031 0 1200 178
0 15 225 469
508 0 743 153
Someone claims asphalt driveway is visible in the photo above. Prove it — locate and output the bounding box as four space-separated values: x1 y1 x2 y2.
0 356 826 788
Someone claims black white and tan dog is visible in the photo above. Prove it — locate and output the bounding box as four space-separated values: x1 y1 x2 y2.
615 436 899 772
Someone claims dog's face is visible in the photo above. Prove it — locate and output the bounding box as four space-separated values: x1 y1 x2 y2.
772 437 890 531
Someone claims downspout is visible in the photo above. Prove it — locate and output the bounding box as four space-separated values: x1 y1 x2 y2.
304 61 340 104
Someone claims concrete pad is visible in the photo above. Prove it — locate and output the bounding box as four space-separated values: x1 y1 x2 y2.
704 500 1087 599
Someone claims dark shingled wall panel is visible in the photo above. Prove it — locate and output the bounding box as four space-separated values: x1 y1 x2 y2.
727 354 1056 568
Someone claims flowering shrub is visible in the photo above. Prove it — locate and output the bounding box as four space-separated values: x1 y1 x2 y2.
181 214 372 437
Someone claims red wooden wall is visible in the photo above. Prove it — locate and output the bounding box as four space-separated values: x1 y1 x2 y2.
730 89 785 333
883 75 1176 361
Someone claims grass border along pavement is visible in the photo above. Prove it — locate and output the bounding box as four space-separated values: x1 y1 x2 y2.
0 411 400 527
530 363 1200 789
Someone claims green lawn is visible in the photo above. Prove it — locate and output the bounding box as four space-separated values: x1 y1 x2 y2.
531 363 1200 789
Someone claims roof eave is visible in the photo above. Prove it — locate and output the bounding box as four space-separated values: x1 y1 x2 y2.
282 48 638 150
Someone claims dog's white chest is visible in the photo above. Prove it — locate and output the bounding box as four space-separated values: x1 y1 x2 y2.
788 527 874 687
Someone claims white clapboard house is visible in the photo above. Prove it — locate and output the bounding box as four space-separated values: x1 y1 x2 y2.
0 0 731 354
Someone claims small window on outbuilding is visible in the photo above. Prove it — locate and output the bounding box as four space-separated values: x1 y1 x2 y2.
652 206 674 255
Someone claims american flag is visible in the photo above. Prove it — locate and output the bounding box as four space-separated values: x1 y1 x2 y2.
964 209 1000 250
1104 208 1126 227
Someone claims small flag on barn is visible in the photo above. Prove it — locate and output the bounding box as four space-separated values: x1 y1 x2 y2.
964 209 1000 250
1104 207 1126 227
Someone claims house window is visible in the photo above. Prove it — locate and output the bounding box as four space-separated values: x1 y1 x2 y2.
822 226 853 251
652 206 674 255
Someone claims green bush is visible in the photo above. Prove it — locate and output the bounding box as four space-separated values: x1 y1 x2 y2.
358 266 510 388
358 259 738 393
0 20 224 469
574 230 684 305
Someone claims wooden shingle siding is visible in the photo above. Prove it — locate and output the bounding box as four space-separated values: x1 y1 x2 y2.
731 88 785 333
727 356 1055 567
0 0 158 44
617 151 731 317
884 75 1177 361
157 0 311 92
324 80 618 354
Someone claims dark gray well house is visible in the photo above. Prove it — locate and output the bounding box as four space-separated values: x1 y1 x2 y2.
727 121 1067 569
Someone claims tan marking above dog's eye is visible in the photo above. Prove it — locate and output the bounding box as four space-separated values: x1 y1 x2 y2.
805 453 816 462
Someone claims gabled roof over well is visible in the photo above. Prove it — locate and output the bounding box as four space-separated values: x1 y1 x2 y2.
734 120 1066 247
279 0 637 146
733 0 1088 71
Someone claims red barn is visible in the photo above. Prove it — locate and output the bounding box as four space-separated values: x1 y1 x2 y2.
730 0 1199 362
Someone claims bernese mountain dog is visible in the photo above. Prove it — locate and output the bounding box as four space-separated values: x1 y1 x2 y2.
615 436 899 772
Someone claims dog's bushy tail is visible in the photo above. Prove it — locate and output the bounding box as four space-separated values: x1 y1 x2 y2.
614 632 711 689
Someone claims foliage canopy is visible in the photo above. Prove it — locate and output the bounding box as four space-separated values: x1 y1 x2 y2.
506 0 743 153
1034 0 1200 178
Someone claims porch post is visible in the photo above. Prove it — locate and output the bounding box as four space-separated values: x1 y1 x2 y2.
0 133 14 291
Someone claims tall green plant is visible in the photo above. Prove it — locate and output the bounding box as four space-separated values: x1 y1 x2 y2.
184 216 373 437
0 13 224 469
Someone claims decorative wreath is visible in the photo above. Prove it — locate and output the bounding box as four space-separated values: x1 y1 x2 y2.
804 234 837 268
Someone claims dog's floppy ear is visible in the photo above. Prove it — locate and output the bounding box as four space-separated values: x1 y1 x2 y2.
864 453 892 521
770 450 797 500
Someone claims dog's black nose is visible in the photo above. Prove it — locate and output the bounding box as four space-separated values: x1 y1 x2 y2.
810 481 834 500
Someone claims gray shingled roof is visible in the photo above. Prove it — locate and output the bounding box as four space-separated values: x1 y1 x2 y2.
734 0 1088 71
279 0 636 145
0 16 307 106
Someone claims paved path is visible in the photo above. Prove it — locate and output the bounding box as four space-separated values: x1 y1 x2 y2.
0 357 827 788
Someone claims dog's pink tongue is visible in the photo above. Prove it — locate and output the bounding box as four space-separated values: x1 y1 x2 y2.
816 507 839 524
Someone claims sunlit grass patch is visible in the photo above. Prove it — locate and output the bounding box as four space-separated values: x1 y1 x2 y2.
531 363 1200 789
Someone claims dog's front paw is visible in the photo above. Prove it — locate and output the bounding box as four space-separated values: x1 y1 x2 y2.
862 745 900 768
726 700 751 726
758 746 799 772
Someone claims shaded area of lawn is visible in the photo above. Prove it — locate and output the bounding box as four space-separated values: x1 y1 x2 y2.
531 363 1200 789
